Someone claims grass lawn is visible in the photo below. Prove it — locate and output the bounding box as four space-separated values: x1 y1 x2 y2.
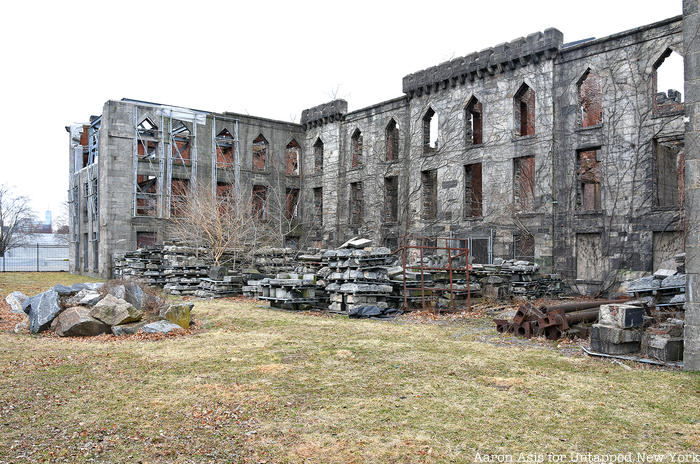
0 273 698 463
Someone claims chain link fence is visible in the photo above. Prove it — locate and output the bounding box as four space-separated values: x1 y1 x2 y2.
1 244 70 272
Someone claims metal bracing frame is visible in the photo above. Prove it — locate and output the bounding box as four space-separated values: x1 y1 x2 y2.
87 117 101 165
211 117 241 200
165 113 197 218
133 107 165 217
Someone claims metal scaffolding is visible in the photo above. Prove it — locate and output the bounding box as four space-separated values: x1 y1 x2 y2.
132 107 165 217
166 113 197 218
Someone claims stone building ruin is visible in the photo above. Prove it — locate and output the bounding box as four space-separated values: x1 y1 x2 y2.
68 14 688 294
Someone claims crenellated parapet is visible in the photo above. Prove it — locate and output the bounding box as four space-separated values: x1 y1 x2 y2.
402 28 563 97
301 100 348 128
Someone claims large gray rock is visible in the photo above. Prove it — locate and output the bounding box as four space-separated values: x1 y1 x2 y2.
52 284 77 296
54 306 109 337
90 294 143 326
111 321 148 336
106 284 126 300
159 303 193 329
71 282 104 292
65 289 102 307
124 281 146 310
28 290 62 334
5 291 28 314
142 320 182 334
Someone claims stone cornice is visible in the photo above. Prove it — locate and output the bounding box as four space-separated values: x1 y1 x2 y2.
402 28 563 98
301 100 348 128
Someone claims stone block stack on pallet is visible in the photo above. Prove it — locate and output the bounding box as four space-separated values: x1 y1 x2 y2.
112 246 165 286
259 273 318 309
162 244 210 295
471 258 563 300
322 244 396 317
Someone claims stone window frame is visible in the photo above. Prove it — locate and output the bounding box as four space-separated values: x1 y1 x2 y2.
285 138 301 176
313 138 324 174
350 127 363 169
422 106 438 154
385 118 400 161
464 95 484 147
513 82 536 137
576 67 603 130
252 133 269 172
651 47 685 117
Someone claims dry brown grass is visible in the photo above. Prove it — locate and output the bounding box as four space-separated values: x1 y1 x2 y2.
0 273 698 463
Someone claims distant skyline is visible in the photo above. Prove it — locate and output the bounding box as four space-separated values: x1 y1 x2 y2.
0 0 683 217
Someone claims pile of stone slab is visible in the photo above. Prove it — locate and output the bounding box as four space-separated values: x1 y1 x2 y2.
112 246 166 286
195 275 245 298
322 240 396 317
252 247 299 276
471 258 563 300
588 256 687 363
258 273 318 310
243 250 325 300
5 280 194 337
162 245 210 295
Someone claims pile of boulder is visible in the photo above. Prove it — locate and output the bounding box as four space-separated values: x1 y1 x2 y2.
5 280 194 337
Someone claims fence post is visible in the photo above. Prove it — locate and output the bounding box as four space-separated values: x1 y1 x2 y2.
36 243 39 272
2 251 4 272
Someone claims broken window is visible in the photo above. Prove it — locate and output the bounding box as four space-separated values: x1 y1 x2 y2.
80 125 90 168
653 139 683 208
252 185 268 221
137 140 158 159
513 156 535 211
170 178 189 216
216 129 234 168
576 233 602 281
513 233 535 262
514 83 535 136
653 48 684 115
136 175 158 216
349 182 363 226
252 134 268 171
421 169 437 220
384 176 398 223
137 118 157 135
285 188 299 219
136 231 156 248
313 187 323 225
385 119 399 161
576 148 601 211
171 121 191 165
351 129 363 168
286 139 300 175
314 138 324 173
423 107 438 153
465 97 483 145
579 70 602 127
464 163 483 217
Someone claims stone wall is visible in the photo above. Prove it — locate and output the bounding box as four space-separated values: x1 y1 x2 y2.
683 0 700 370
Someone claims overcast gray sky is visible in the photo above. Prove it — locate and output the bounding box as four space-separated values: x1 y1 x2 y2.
0 0 683 223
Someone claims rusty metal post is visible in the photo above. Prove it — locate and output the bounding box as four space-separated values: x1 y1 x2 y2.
447 239 454 312
402 235 407 312
419 237 425 311
465 241 471 311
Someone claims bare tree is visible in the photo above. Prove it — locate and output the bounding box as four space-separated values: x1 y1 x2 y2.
168 184 260 268
0 184 35 257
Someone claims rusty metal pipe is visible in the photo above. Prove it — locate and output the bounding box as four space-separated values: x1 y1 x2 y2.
564 308 599 324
